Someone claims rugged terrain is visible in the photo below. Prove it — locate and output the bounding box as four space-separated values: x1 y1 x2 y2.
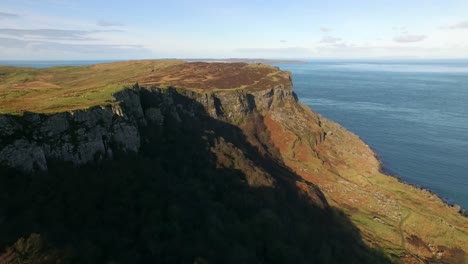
0 61 467 263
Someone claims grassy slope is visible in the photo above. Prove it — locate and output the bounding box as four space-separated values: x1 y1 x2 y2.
262 102 468 262
0 60 183 114
0 60 289 114
319 118 468 257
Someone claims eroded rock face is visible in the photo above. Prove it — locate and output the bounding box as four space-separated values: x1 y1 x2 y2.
0 89 143 172
0 140 47 172
0 83 316 174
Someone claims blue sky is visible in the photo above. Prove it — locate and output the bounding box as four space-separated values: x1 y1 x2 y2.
0 0 467 59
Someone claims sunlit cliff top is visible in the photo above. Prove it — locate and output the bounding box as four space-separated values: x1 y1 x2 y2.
0 60 290 114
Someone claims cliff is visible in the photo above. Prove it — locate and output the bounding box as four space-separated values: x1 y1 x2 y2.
0 91 142 172
0 61 467 263
0 64 305 175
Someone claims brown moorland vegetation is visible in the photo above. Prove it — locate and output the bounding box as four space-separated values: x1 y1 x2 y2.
1 60 467 263
0 61 289 114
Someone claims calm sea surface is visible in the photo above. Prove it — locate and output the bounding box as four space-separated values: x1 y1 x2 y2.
1 60 467 208
276 60 468 209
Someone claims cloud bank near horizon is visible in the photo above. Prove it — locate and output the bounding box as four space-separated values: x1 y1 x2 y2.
0 1 467 60
393 34 427 43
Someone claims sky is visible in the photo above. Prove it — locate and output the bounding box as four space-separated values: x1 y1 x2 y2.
0 0 467 60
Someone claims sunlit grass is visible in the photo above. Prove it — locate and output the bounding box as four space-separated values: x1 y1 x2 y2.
0 60 183 114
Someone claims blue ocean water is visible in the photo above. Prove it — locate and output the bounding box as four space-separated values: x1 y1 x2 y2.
276 60 468 209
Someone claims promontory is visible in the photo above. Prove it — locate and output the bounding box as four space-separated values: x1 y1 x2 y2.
0 60 467 263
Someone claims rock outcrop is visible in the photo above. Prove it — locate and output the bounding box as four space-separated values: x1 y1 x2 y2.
0 88 143 172
0 77 320 174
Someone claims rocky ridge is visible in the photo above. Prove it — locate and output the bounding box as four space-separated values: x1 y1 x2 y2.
0 78 303 173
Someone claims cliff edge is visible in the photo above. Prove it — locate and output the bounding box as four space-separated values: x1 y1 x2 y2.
0 61 467 263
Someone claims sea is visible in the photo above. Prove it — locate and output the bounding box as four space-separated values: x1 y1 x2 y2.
275 60 468 209
1 59 468 209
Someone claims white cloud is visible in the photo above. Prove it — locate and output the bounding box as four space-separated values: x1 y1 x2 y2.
233 47 312 58
0 28 96 40
320 27 332 32
0 37 29 48
320 36 342 44
0 25 150 59
0 37 150 59
0 28 126 41
0 11 19 19
97 20 124 27
235 47 310 53
311 37 468 59
392 26 406 31
393 34 427 43
0 37 147 52
444 20 468 29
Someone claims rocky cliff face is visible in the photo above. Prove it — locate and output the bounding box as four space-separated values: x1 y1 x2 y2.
0 79 323 174
0 62 467 263
0 68 359 263
0 88 143 172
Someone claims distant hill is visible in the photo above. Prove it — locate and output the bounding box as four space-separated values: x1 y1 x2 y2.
184 58 306 64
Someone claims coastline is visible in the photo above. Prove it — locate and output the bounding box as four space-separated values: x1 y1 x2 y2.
366 137 467 215
1 59 466 214
284 60 468 213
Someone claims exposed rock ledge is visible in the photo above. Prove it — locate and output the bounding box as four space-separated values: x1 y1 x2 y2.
0 83 306 173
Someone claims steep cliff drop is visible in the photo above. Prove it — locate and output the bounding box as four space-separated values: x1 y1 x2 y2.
0 61 467 263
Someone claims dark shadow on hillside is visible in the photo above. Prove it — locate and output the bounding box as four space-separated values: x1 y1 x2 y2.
0 89 391 263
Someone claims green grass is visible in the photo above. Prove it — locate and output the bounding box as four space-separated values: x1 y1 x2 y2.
0 60 287 115
0 60 183 114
